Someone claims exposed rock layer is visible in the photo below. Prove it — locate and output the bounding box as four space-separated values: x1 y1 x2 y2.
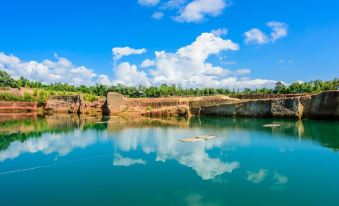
45 95 105 114
43 90 338 120
0 101 37 113
105 91 338 120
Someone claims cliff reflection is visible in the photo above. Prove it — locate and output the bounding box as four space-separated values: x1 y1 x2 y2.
0 115 338 180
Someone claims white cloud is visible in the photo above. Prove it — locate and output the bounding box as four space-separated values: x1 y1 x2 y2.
162 0 187 9
247 169 268 183
112 47 146 60
113 154 146 166
113 32 277 89
267 21 288 42
244 21 288 45
138 0 230 23
152 11 164 19
0 52 101 86
0 117 249 179
113 127 243 180
210 28 228 37
98 74 112 85
140 59 156 67
244 28 269 45
0 129 97 161
233 68 251 76
174 0 229 23
222 61 237 65
179 152 239 180
114 62 150 86
138 0 160 7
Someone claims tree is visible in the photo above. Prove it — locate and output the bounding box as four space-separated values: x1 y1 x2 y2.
0 70 19 88
274 81 286 94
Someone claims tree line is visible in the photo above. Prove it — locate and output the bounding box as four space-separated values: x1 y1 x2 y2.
1 70 338 98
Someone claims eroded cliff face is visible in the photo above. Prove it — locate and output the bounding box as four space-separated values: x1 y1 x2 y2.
308 91 339 119
105 92 239 118
198 91 338 120
44 91 338 120
45 95 105 114
45 95 82 113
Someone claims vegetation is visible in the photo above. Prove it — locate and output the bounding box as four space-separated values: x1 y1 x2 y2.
0 70 338 101
0 92 35 102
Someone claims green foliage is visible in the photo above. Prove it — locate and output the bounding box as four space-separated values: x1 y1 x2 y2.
22 92 35 102
0 70 19 88
0 92 34 102
273 79 339 94
0 69 338 100
83 93 99 102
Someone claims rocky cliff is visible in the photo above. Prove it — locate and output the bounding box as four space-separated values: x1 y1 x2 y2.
105 91 338 120
44 91 338 120
197 91 338 120
45 95 105 114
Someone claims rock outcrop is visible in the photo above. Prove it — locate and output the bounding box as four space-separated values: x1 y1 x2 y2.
45 95 82 113
45 95 105 114
0 101 37 113
105 92 237 118
43 91 338 120
307 91 339 119
198 91 338 120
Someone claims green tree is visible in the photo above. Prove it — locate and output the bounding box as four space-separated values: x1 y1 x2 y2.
0 70 19 88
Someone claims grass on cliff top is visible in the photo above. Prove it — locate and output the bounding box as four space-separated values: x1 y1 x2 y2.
32 89 99 105
0 92 35 102
0 89 99 105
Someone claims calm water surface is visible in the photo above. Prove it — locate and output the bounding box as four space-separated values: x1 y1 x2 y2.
0 115 338 206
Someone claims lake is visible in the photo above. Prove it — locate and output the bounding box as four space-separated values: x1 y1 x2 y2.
0 114 338 206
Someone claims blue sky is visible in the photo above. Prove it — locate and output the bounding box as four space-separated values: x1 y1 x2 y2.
0 0 338 88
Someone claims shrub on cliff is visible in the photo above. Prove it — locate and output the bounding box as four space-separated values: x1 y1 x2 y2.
0 92 35 102
83 93 99 102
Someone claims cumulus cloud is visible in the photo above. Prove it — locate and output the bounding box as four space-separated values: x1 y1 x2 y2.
140 59 156 67
152 11 164 19
244 21 288 45
174 0 229 23
233 68 251 76
139 0 230 23
98 74 112 85
244 28 269 45
112 47 147 60
113 154 146 166
267 21 288 42
113 62 150 86
210 28 228 37
162 0 187 9
113 32 277 89
0 52 102 86
138 0 160 7
247 169 268 183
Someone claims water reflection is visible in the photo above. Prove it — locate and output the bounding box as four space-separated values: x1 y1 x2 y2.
0 114 338 180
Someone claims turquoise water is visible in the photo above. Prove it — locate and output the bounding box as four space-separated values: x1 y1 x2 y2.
0 115 338 206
